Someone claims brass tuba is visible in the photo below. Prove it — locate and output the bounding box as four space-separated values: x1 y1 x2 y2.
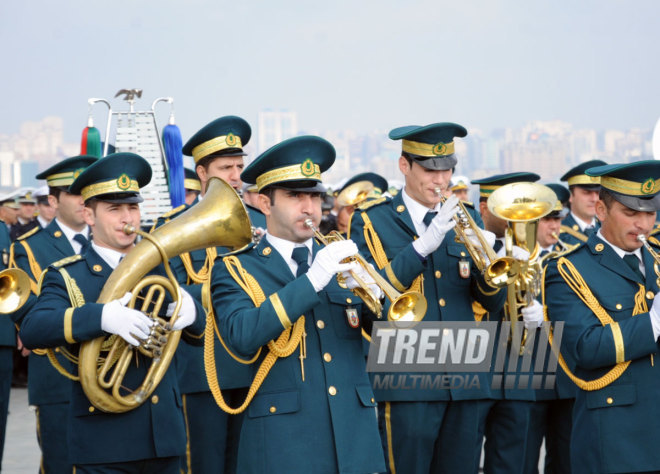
336 180 375 207
78 177 252 413
0 268 31 314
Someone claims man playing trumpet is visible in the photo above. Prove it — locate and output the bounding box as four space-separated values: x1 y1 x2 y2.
210 135 386 473
349 123 506 473
545 160 660 473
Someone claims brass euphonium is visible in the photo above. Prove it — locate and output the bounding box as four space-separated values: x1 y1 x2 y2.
434 187 520 288
305 219 427 324
79 177 252 413
0 268 31 314
487 182 557 350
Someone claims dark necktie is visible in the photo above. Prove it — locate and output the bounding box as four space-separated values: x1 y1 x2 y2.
493 240 503 253
73 233 88 248
291 247 310 277
584 225 595 236
540 249 549 258
623 254 644 281
423 211 437 227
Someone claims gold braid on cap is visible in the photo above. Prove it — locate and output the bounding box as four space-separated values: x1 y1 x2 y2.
255 160 321 191
81 175 139 201
192 134 243 163
567 175 601 186
600 175 660 196
184 178 201 191
402 139 455 157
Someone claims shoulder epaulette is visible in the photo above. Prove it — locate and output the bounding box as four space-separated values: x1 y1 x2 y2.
162 204 187 219
461 200 475 209
356 196 388 211
17 226 40 241
51 254 83 268
650 226 660 238
559 225 588 243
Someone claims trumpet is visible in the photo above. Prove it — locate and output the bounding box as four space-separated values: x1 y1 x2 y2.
638 234 660 286
305 219 427 324
434 187 519 288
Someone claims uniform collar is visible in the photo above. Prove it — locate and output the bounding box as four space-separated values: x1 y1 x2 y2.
91 242 129 270
570 211 596 232
401 188 440 234
595 229 643 261
264 233 313 263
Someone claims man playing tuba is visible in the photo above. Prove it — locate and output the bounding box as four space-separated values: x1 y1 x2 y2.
19 153 204 473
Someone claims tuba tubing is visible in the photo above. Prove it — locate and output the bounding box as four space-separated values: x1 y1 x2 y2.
79 177 253 413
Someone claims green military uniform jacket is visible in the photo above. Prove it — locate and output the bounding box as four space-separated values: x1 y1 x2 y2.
349 192 506 401
210 237 385 474
0 222 14 347
559 213 598 247
19 246 206 465
545 234 660 473
9 220 78 405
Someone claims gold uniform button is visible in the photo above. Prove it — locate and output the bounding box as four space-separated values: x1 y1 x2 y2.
262 247 272 255
439 298 446 307
54 230 62 237
647 291 655 300
317 320 325 329
55 347 60 352
269 406 276 413
460 251 466 257
323 353 332 362
615 303 622 310
396 205 405 213
573 225 579 231
435 271 442 279
93 264 102 272
371 398 375 403
88 406 95 413
151 395 159 404
595 243 604 252
606 397 613 405
346 297 352 304
328 386 337 396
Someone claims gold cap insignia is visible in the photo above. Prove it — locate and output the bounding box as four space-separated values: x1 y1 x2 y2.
93 264 102 272
225 132 238 147
642 178 655 195
73 168 84 180
432 143 447 156
54 230 62 237
396 205 405 213
595 243 604 252
300 158 315 177
262 247 272 256
117 173 131 190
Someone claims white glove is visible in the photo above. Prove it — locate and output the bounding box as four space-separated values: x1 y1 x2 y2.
496 244 531 261
412 195 459 258
521 300 544 330
306 240 360 292
340 261 384 301
649 294 660 340
167 287 197 331
464 228 496 265
101 292 153 346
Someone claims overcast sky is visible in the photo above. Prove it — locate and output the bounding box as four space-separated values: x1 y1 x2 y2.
1 0 659 143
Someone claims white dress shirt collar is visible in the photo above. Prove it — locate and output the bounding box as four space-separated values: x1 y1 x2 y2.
264 233 313 276
401 188 441 235
55 218 90 255
91 242 128 270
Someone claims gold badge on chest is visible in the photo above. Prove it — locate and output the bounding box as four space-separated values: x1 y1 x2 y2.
458 259 471 279
345 307 360 328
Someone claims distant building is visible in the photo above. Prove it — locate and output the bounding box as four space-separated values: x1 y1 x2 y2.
257 109 298 154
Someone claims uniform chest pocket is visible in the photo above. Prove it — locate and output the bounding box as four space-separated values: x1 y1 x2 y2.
585 384 636 409
248 389 300 418
599 293 635 320
326 291 363 338
446 244 469 259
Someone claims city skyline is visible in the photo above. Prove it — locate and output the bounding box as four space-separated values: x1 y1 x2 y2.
1 0 659 144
